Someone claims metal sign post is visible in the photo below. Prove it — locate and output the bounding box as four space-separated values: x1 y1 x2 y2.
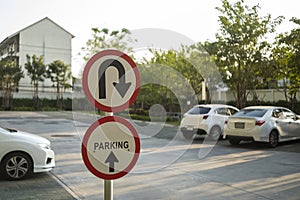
104 112 113 200
104 179 113 200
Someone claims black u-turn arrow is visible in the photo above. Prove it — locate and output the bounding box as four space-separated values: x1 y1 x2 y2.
98 59 132 99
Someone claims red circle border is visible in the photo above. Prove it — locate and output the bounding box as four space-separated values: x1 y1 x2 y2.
81 116 140 180
82 49 140 112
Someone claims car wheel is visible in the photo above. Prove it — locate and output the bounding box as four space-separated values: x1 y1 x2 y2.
229 137 241 145
182 131 194 140
209 126 222 141
269 130 279 148
0 152 33 180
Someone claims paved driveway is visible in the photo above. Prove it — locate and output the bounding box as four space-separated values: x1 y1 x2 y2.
1 111 300 200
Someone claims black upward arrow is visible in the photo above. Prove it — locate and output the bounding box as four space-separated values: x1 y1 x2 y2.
98 59 132 99
105 151 119 172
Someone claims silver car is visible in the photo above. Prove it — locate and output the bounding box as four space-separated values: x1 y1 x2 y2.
224 106 300 147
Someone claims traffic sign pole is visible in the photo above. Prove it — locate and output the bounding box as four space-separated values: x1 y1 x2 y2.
104 179 113 200
104 112 113 200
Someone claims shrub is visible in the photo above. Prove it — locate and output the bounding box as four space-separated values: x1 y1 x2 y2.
0 97 73 111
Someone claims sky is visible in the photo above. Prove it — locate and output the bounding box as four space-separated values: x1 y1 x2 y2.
1 0 299 76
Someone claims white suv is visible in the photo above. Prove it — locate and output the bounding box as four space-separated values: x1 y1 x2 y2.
180 104 239 140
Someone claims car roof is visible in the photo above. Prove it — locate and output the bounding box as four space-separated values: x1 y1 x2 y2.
193 104 237 109
242 106 275 109
241 106 287 110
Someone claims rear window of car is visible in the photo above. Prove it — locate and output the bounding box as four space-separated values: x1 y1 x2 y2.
234 109 267 117
187 107 211 115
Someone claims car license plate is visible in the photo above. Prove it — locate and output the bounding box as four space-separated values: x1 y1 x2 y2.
187 126 193 131
235 122 245 129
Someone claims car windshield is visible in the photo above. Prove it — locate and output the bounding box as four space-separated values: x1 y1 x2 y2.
0 126 8 133
187 107 211 115
234 109 267 117
0 126 17 133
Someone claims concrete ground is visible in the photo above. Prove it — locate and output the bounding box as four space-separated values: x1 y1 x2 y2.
1 111 300 200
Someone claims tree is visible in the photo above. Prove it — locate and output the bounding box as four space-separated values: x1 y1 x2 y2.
24 54 46 110
138 48 202 112
80 28 136 61
214 0 283 108
189 42 225 103
0 59 24 110
46 60 72 109
271 17 300 109
270 35 294 102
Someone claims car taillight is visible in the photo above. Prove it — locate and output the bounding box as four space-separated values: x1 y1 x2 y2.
203 115 209 119
255 120 265 126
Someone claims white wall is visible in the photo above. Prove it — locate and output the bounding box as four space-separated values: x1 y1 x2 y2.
210 89 300 103
18 18 72 93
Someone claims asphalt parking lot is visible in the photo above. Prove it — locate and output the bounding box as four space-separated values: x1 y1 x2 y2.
0 172 77 200
1 111 300 200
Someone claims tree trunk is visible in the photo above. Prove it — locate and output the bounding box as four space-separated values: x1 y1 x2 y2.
2 83 13 110
56 84 64 109
236 61 246 108
33 81 40 110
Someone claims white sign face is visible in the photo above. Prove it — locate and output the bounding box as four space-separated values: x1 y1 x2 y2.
82 50 140 112
82 116 140 180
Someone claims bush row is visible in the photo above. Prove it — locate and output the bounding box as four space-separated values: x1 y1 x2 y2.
0 98 72 111
1 97 299 116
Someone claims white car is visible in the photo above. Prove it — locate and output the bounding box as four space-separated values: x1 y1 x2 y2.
224 106 300 147
180 104 239 140
0 126 55 180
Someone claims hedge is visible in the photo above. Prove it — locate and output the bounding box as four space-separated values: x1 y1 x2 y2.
0 97 72 111
1 97 299 115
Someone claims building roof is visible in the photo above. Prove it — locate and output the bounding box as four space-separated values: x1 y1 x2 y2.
0 17 75 46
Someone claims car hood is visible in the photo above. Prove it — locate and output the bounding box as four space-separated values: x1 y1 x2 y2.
10 130 50 145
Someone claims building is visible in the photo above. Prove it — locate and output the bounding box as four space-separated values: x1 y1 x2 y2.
0 17 74 99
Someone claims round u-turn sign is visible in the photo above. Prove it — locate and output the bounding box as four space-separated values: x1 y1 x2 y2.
82 49 140 112
81 116 140 180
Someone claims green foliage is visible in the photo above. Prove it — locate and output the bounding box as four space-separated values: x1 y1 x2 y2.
270 34 294 100
47 60 71 89
80 27 136 61
148 48 203 95
75 0 299 114
214 0 284 108
24 54 46 106
25 54 45 84
137 48 203 112
0 98 73 111
270 17 300 110
189 42 225 102
47 60 72 109
0 59 24 109
0 60 24 90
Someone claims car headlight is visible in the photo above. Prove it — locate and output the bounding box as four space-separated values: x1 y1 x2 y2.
38 143 51 150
